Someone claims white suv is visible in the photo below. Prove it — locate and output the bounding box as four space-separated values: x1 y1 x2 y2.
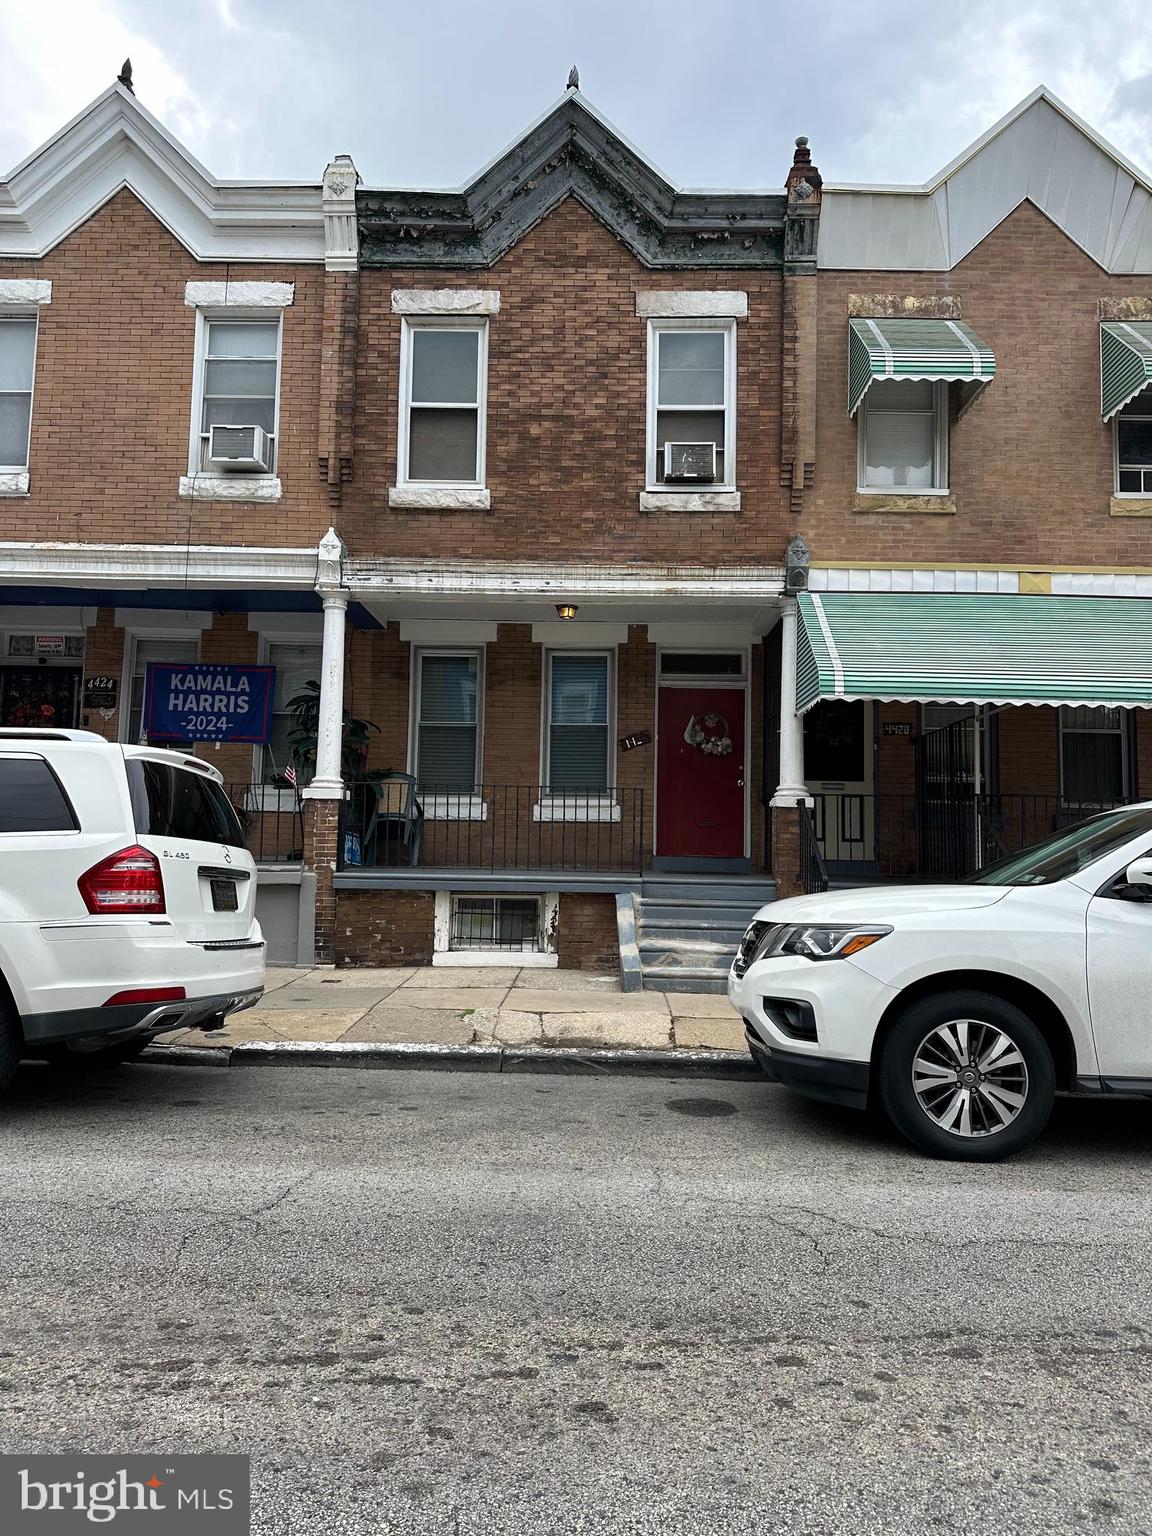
730 804 1152 1161
0 729 263 1090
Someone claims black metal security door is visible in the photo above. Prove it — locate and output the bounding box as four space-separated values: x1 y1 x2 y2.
916 713 976 877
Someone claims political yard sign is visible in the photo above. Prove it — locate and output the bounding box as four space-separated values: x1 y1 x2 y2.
144 663 276 744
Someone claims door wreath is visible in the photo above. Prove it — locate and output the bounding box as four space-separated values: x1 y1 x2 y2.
683 712 733 757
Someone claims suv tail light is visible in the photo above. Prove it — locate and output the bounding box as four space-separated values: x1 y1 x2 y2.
78 845 166 914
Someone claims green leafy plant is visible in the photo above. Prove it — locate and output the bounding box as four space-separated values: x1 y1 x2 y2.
283 680 383 785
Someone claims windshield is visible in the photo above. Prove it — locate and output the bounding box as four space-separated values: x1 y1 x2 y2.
966 806 1152 887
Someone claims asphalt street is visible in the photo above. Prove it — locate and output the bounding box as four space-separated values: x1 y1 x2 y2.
0 1060 1149 1535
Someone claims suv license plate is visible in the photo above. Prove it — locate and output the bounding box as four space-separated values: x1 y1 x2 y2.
211 878 238 912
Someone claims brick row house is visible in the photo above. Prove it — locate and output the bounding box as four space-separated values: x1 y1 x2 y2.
0 78 1150 985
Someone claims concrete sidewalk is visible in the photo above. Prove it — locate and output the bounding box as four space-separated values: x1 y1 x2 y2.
167 966 744 1055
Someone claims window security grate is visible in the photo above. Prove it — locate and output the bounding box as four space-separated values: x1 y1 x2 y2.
450 896 541 952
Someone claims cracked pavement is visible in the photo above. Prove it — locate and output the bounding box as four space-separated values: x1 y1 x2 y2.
0 1062 1150 1533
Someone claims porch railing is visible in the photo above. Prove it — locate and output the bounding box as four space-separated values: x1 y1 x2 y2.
337 783 646 874
809 792 1138 883
223 782 306 864
797 798 829 894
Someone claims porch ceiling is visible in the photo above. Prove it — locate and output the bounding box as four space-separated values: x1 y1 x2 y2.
797 592 1152 711
344 557 785 632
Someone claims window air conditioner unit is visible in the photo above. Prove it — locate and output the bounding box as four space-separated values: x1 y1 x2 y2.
664 441 716 482
208 424 271 471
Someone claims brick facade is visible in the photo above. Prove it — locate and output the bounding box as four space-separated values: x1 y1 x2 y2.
0 190 333 549
805 202 1152 564
556 895 619 972
341 199 787 564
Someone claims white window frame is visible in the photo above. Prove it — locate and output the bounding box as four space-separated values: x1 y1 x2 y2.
645 318 736 492
1113 399 1152 496
397 317 488 490
431 890 559 967
857 378 949 494
1058 706 1129 805
537 648 619 822
118 629 201 745
186 310 283 477
252 633 324 805
0 310 39 474
408 646 486 819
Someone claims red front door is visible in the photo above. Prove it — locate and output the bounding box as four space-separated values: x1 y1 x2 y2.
656 686 745 858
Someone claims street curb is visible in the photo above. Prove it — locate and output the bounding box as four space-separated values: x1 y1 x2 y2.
142 1045 232 1068
232 1041 502 1072
145 1039 760 1081
500 1046 760 1080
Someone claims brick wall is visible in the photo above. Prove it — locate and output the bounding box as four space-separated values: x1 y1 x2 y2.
343 197 787 564
334 889 435 966
0 190 333 548
806 201 1152 566
79 608 124 741
556 893 619 972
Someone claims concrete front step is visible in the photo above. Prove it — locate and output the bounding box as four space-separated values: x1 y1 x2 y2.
642 966 731 994
638 899 765 925
638 922 750 945
642 879 775 906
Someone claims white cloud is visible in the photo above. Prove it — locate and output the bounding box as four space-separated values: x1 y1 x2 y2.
0 0 213 172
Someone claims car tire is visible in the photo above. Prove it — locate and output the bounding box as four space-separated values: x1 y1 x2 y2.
42 1037 153 1070
0 992 18 1096
878 990 1055 1162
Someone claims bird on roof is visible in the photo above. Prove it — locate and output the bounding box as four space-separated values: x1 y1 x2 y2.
567 66 580 91
117 58 134 94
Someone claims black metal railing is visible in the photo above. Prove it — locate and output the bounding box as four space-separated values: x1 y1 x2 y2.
450 895 543 952
338 783 646 873
809 792 1138 882
224 782 305 864
797 798 829 894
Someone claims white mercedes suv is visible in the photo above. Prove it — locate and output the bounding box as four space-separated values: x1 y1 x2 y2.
0 729 264 1091
730 804 1152 1160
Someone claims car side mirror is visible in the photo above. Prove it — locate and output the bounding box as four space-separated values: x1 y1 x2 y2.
1125 856 1152 888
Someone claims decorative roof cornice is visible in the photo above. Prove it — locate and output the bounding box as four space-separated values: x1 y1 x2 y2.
357 90 786 269
0 83 326 263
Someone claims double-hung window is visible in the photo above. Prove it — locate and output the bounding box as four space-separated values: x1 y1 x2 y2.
647 321 735 488
262 643 323 784
858 379 948 491
543 653 612 794
399 321 487 486
1060 707 1128 806
1115 390 1152 495
0 317 37 471
413 650 482 794
194 318 280 472
122 636 199 745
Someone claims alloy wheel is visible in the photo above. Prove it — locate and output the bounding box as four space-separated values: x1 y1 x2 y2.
911 1018 1029 1138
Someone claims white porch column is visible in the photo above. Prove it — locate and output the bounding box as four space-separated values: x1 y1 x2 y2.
770 597 813 808
303 529 349 801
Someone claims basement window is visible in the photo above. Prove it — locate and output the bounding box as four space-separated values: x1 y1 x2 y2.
451 895 542 953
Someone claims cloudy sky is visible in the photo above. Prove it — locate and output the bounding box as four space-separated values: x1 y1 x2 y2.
2 0 1151 190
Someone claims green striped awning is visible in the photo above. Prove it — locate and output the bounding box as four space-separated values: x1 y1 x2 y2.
1101 321 1152 421
796 593 1152 713
848 318 996 417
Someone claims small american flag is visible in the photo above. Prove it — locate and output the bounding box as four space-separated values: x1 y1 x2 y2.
283 763 297 788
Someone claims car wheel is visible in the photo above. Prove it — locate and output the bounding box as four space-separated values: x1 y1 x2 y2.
43 1036 152 1069
0 992 18 1096
878 991 1055 1162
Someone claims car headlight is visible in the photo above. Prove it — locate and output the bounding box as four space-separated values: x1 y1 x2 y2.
762 924 892 962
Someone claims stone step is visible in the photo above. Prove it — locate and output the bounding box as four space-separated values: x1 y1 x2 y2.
637 899 765 926
637 920 750 945
641 966 731 995
635 933 734 958
641 878 775 905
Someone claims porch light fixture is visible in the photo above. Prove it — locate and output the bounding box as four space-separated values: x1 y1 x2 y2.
555 603 579 620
